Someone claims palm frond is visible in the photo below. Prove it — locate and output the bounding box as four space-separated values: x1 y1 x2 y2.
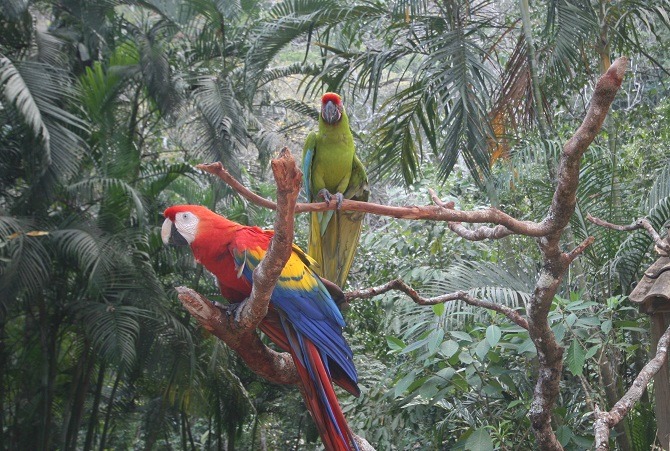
76 302 145 369
369 83 427 185
0 216 51 316
0 58 88 203
0 0 29 19
432 259 534 324
244 0 384 96
546 0 598 79
0 56 51 155
127 22 182 116
191 75 248 176
68 177 147 223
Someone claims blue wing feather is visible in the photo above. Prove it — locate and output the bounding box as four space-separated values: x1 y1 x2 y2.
230 246 358 385
302 145 315 202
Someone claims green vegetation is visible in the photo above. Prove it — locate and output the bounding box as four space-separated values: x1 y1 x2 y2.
1 0 670 449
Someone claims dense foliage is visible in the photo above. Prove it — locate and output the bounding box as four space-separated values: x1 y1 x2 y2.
1 0 670 449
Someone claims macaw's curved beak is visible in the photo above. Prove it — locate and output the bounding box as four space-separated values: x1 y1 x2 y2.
161 218 189 246
321 100 341 125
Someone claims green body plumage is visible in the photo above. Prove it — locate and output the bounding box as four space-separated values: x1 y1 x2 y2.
302 93 369 288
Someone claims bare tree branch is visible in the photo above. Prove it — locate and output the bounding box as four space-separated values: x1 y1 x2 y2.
564 236 596 264
587 214 670 255
429 189 516 240
235 147 302 330
594 321 670 450
525 57 627 450
345 279 529 330
199 162 547 237
176 286 299 385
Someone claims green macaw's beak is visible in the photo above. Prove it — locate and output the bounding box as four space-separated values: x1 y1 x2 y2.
321 100 341 124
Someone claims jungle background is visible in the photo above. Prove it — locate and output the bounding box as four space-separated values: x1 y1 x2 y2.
1 0 670 449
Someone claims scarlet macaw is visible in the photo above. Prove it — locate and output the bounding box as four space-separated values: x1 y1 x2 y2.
161 205 360 450
302 92 369 288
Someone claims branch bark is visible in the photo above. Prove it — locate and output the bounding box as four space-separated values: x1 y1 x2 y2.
525 57 626 451
587 214 670 255
594 322 670 450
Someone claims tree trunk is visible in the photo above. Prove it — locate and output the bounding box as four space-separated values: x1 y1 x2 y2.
99 369 122 451
84 362 106 451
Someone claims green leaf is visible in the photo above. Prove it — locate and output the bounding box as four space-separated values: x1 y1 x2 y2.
387 336 406 352
440 340 460 358
474 339 491 361
451 331 474 342
556 425 573 446
566 339 586 376
395 371 417 397
458 351 474 365
432 302 445 316
585 344 600 360
428 329 445 355
485 325 502 347
601 319 612 334
465 427 494 451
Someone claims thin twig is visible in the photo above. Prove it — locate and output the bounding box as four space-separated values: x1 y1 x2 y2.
345 278 529 330
587 214 670 255
564 236 595 264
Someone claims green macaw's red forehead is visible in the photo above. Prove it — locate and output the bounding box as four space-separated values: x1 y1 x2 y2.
321 92 342 105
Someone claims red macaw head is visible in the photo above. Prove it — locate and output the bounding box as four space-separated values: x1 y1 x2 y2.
161 204 223 247
321 92 343 125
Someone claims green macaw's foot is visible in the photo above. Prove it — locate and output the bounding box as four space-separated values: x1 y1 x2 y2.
318 188 344 209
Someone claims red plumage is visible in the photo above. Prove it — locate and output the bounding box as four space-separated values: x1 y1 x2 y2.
163 205 360 450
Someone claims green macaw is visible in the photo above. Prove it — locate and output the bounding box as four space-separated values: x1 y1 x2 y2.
302 92 369 289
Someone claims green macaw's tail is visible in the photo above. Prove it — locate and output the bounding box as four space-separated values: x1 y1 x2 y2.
309 209 365 289
309 155 369 288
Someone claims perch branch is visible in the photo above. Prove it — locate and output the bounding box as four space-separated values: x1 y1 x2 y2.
428 189 516 240
176 287 299 385
593 321 670 450
235 147 302 330
199 162 548 237
345 278 528 330
587 214 670 255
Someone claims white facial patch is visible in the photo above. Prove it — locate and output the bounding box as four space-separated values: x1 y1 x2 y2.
173 211 199 244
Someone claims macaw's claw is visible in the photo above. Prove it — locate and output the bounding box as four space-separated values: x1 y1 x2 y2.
317 189 344 209
317 188 333 204
334 192 344 209
224 302 242 327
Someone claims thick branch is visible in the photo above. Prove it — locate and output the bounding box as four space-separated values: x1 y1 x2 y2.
429 189 515 240
199 161 546 237
542 57 627 234
346 279 528 330
587 214 670 255
526 58 627 451
176 287 299 385
235 147 302 330
594 322 670 450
